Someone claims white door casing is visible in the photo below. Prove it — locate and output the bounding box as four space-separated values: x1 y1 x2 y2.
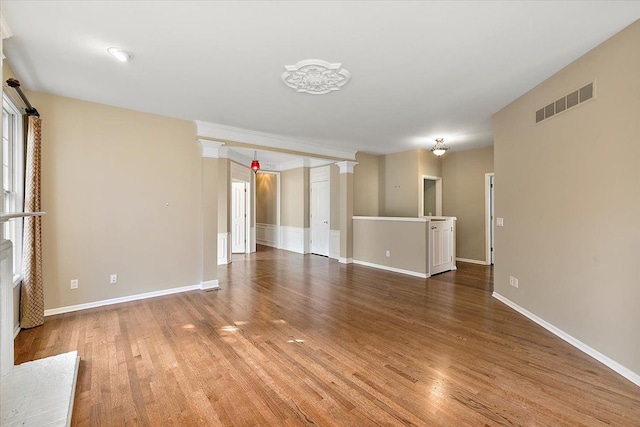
310 180 330 256
430 220 453 275
232 182 246 253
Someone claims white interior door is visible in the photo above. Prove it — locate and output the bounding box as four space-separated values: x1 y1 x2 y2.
232 182 246 253
310 180 330 256
430 220 453 275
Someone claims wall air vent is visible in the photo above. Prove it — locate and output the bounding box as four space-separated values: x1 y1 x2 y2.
535 82 594 123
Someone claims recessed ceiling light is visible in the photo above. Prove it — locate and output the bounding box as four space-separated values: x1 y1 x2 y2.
107 47 133 62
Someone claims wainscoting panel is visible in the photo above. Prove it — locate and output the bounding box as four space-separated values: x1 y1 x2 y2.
280 226 309 254
217 232 230 265
256 223 279 248
330 230 340 260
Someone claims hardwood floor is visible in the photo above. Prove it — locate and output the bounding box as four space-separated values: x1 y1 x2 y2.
15 246 640 426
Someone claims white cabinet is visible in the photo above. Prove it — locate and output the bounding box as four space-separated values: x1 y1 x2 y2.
429 219 454 275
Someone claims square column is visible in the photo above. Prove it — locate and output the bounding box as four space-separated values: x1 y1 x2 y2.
336 161 357 263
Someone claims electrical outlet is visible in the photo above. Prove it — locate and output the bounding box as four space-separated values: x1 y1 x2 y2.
509 276 519 288
385 250 390 257
110 274 118 284
70 279 78 289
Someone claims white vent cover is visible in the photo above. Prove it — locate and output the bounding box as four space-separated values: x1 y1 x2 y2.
536 82 594 123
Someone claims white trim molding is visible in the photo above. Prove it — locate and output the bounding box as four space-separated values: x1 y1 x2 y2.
0 14 12 40
339 257 353 264
13 324 19 339
200 280 220 290
44 284 205 317
493 292 640 387
456 257 488 265
485 173 494 265
196 121 357 161
217 232 231 265
353 260 427 278
330 230 340 260
199 139 225 158
335 161 358 174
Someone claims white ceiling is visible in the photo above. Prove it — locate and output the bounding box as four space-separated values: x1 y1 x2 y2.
3 1 640 157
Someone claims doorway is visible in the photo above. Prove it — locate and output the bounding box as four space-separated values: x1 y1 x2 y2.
420 175 442 217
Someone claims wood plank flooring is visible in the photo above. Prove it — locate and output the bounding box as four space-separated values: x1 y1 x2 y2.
14 246 640 426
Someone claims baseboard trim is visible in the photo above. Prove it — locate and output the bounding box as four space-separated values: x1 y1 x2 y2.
13 324 20 339
201 280 220 290
353 260 428 279
44 284 203 316
339 257 353 264
456 257 487 265
492 292 640 387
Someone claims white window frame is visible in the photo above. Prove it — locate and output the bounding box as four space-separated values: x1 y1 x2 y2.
2 91 25 286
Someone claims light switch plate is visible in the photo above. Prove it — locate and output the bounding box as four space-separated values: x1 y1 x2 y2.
496 217 504 227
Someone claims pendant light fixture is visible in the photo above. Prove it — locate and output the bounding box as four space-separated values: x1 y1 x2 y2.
250 151 261 173
431 138 449 156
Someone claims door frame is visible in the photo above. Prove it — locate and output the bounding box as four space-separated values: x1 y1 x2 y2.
485 173 494 265
309 166 331 256
419 175 442 217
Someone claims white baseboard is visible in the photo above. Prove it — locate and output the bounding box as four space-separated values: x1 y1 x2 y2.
201 280 220 290
13 324 20 339
44 284 203 316
456 257 488 265
353 259 428 279
339 257 353 264
492 292 640 387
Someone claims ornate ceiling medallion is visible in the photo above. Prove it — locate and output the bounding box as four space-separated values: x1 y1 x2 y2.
281 59 351 95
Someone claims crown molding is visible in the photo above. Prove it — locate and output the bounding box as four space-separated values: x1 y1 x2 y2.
336 161 358 174
0 14 12 40
198 139 224 158
195 121 357 161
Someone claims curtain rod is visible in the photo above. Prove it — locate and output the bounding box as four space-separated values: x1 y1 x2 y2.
6 78 39 117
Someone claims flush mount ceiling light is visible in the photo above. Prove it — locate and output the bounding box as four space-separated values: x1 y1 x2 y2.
107 47 134 62
431 138 449 156
281 59 351 95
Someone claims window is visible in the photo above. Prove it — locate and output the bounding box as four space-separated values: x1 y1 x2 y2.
2 92 24 283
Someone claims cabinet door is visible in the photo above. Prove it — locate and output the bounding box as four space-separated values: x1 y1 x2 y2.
430 220 453 275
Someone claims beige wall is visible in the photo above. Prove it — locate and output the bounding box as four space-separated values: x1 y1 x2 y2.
256 172 277 225
380 149 419 216
281 167 309 228
494 20 640 375
353 219 428 275
442 146 494 262
26 91 202 310
353 152 380 216
418 147 442 180
379 148 442 217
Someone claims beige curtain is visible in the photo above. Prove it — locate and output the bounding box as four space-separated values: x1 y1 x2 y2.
20 115 44 328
